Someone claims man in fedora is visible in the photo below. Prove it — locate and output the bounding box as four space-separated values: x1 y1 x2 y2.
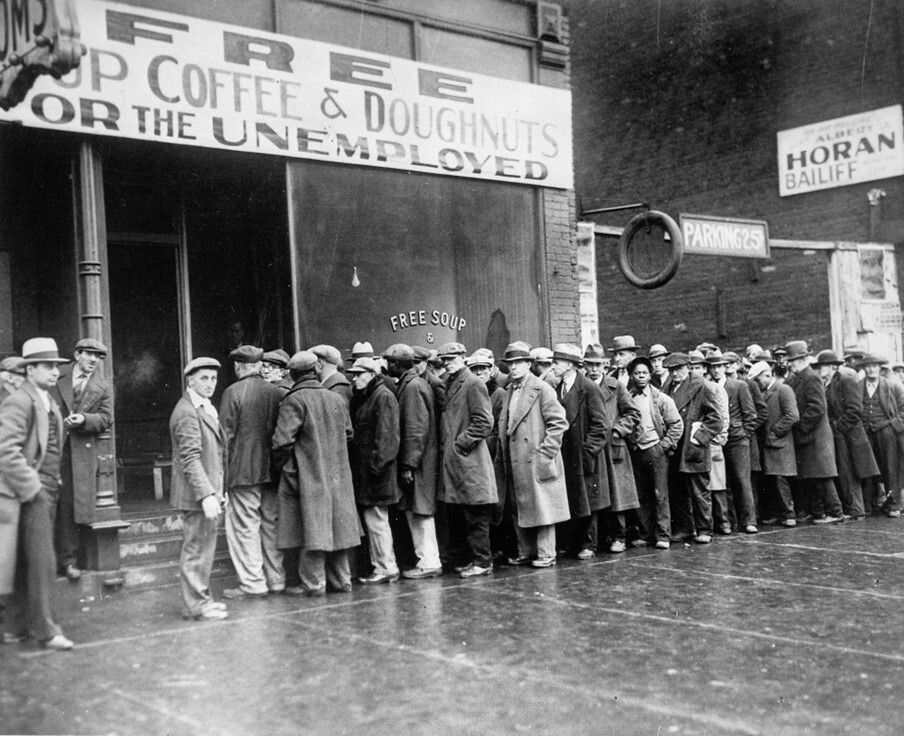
648 344 670 389
609 335 641 386
815 350 878 520
784 341 844 524
0 356 25 403
583 344 608 388
170 357 228 620
859 353 904 517
496 342 570 567
0 338 74 650
51 337 113 582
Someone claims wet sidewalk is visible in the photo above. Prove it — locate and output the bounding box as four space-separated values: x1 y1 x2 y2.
3 517 903 736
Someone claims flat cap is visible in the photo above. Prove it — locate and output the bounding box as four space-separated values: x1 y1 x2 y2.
351 341 374 358
184 357 221 376
347 357 381 374
412 345 432 361
466 351 494 368
583 344 606 364
75 337 108 356
529 347 553 363
262 349 289 368
552 343 583 365
648 344 669 359
309 344 342 366
663 352 691 368
229 345 264 363
0 356 26 374
382 343 415 361
436 342 467 358
747 361 772 380
288 350 318 372
504 342 534 363
859 352 888 366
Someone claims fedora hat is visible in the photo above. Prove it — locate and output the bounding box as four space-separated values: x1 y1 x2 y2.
21 338 69 365
648 344 669 359
705 350 727 366
583 344 606 364
688 350 706 365
351 341 374 358
784 341 811 361
503 341 533 363
813 349 843 367
552 343 583 365
610 335 641 353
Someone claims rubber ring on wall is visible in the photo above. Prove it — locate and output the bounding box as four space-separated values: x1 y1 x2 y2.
618 210 684 290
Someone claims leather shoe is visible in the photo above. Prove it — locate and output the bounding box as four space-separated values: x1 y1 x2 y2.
506 556 531 566
781 518 797 527
743 525 758 534
531 556 556 568
812 515 844 524
63 564 81 582
184 607 228 621
358 571 400 585
454 563 473 573
42 634 74 651
283 585 307 596
222 588 268 599
402 567 443 579
576 548 596 559
460 564 492 578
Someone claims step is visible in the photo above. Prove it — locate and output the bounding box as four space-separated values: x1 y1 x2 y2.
118 510 227 565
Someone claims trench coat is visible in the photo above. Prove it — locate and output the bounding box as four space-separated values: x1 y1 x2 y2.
52 368 113 524
667 373 722 474
556 373 607 517
785 366 837 478
219 373 283 490
597 376 641 511
169 392 226 511
760 379 799 477
495 372 570 528
0 383 63 594
438 368 497 506
826 371 878 480
395 369 438 516
351 376 401 507
271 378 362 551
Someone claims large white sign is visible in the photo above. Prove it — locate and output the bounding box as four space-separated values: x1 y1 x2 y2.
0 0 573 188
778 105 904 197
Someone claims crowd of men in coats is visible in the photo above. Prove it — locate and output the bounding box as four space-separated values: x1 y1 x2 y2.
2 331 902 640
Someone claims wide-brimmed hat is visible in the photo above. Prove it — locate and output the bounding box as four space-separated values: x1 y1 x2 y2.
722 351 741 364
583 344 606 364
663 352 691 368
705 351 727 366
813 349 843 366
74 337 108 356
346 357 381 374
610 335 641 353
688 350 706 365
184 357 220 376
648 344 669 359
351 341 374 358
859 352 888 366
784 341 811 361
627 356 654 375
21 338 70 365
552 343 583 365
503 341 533 363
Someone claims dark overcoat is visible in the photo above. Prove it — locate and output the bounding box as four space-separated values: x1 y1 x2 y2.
272 378 362 551
760 379 799 477
395 369 438 516
827 371 878 480
438 368 497 506
219 373 283 490
556 373 607 517
495 372 570 527
668 373 722 473
785 366 837 478
351 377 401 507
724 377 758 445
169 393 226 511
743 376 768 472
52 368 113 524
322 371 352 409
0 383 63 594
597 376 641 511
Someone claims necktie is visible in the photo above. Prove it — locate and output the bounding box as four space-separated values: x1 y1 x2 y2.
74 374 86 398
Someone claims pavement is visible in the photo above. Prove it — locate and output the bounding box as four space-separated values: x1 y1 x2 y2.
2 516 904 736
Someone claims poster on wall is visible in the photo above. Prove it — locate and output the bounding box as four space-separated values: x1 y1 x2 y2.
0 0 574 189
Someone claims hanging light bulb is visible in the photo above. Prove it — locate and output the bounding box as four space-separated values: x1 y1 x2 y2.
351 266 360 288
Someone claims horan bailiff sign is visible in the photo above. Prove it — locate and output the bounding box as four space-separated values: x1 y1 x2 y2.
777 105 904 197
679 214 770 259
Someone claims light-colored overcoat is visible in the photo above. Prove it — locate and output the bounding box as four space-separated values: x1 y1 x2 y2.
786 366 837 478
169 392 226 511
760 379 799 477
495 372 570 528
395 369 439 516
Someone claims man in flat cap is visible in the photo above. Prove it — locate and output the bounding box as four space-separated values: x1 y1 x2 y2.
0 338 74 650
347 357 402 584
219 346 285 600
51 337 113 582
437 342 497 578
0 356 26 403
859 353 904 517
384 344 441 578
414 345 446 419
272 351 362 596
529 347 555 383
310 344 352 409
609 336 640 386
170 357 228 620
262 349 292 392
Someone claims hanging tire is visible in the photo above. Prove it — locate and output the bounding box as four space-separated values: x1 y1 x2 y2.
618 210 684 289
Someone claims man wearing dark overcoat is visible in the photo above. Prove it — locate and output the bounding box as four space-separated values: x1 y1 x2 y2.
170 357 228 621
549 344 606 559
51 338 113 581
348 357 402 584
0 338 73 650
384 344 441 579
436 341 497 578
859 352 904 517
495 342 570 568
816 350 878 520
749 361 799 525
311 344 352 409
724 351 768 514
219 345 285 599
783 341 844 524
662 352 722 543
272 351 362 596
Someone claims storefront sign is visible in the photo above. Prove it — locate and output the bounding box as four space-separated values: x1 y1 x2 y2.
0 0 573 188
576 222 599 346
679 214 770 259
0 0 85 110
390 309 466 333
777 106 904 197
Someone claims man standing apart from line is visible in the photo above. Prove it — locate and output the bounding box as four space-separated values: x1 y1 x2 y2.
0 338 74 650
219 345 285 599
859 352 904 517
496 342 570 568
170 357 228 621
437 342 498 578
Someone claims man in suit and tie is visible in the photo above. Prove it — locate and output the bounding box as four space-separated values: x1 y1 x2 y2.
609 335 640 386
51 338 113 582
170 357 228 621
0 338 74 650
